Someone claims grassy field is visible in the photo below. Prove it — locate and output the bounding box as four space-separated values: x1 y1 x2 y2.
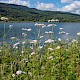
0 18 80 80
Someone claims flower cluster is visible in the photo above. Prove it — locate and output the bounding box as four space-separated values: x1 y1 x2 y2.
1 17 8 21
45 39 54 43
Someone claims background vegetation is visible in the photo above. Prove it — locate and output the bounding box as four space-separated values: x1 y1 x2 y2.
0 3 80 22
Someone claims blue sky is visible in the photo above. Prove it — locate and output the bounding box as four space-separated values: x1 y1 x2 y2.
0 0 80 14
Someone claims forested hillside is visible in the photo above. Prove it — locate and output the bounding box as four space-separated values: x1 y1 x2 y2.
0 3 80 22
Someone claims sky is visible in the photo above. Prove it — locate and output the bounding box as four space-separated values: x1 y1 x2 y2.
0 0 80 14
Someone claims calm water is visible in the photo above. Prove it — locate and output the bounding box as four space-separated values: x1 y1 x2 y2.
0 22 80 43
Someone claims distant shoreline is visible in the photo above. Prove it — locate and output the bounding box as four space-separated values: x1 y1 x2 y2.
0 3 80 23
0 21 80 23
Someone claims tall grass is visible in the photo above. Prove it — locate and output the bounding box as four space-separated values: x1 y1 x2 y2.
0 19 80 80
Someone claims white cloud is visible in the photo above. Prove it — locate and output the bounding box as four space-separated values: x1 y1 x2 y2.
36 1 80 14
59 1 80 12
61 0 73 3
0 0 30 7
36 2 56 11
75 9 80 14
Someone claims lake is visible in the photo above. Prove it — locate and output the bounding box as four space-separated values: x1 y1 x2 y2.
0 22 80 43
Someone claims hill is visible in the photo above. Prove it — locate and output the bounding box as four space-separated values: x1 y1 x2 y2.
0 3 80 22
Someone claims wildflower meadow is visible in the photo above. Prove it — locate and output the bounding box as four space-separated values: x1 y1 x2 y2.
0 17 80 80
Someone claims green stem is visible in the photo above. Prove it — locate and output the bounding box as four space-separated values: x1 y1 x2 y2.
4 22 6 40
